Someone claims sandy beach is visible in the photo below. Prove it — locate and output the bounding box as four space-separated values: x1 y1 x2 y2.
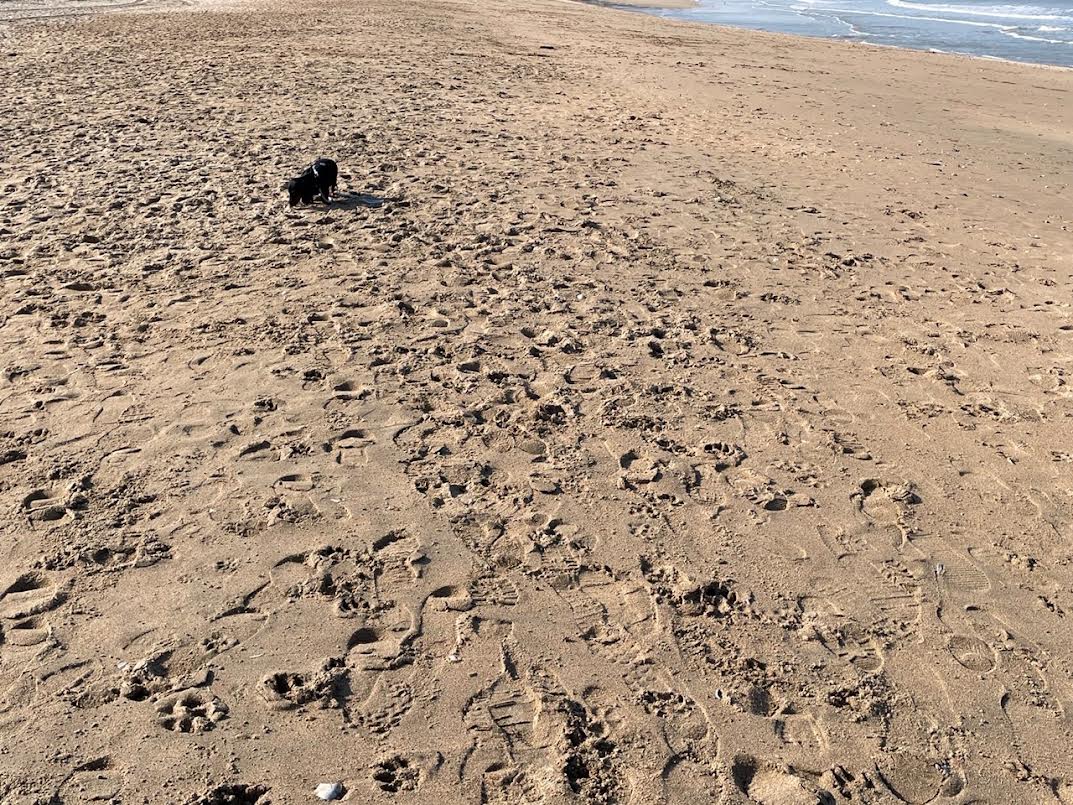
1 0 1072 801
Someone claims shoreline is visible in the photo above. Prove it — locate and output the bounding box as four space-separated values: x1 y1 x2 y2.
595 0 700 9
858 34 1073 70
609 0 1073 70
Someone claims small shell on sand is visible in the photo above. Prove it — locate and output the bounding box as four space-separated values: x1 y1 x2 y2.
315 782 344 801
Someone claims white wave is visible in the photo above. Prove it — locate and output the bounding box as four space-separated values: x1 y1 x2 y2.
837 7 1020 27
886 0 1073 23
831 12 902 32
1002 26 1073 40
852 4 1073 39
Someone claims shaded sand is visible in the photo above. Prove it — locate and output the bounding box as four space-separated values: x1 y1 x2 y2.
1 0 1072 802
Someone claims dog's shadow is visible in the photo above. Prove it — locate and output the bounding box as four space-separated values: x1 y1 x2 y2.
330 191 391 210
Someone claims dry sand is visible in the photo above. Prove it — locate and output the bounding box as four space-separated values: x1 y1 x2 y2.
1 0 1072 802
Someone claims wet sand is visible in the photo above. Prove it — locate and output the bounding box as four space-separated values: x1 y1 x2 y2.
1 0 1072 802
601 0 699 9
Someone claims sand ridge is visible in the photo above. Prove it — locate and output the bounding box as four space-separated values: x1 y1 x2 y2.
1 0 1072 802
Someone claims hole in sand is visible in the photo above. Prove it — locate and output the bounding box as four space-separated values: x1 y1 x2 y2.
348 627 381 647
4 573 46 596
372 531 406 552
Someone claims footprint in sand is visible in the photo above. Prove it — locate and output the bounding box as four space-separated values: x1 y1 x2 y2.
20 488 69 523
449 615 514 662
324 427 374 466
661 753 722 804
799 597 884 674
910 533 992 601
774 709 830 752
865 557 924 636
348 674 414 735
996 641 1073 789
565 361 616 391
371 529 430 602
225 542 400 623
258 658 345 711
0 571 70 621
947 634 997 673
2 615 53 647
647 691 722 803
555 565 657 645
332 379 371 401
853 478 921 526
118 636 232 703
685 462 727 506
274 472 314 492
470 575 521 608
448 515 511 565
463 660 624 804
827 431 873 461
728 468 795 512
346 607 419 674
236 439 276 461
875 707 964 803
156 402 240 451
342 604 423 737
820 545 925 644
59 756 123 803
550 564 722 800
187 783 269 804
426 583 475 612
731 755 837 805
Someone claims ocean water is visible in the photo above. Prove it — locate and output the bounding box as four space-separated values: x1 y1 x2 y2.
636 0 1073 66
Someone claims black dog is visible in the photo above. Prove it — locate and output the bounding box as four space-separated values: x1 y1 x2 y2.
287 158 338 206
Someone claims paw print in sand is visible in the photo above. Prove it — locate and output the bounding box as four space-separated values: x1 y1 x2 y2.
157 689 229 733
373 755 420 793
